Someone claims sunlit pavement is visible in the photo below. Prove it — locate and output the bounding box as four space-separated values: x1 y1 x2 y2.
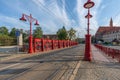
0 44 119 80
75 45 120 80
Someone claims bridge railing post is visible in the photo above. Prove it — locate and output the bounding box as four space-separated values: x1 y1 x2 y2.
52 40 54 50
33 38 36 52
41 39 44 51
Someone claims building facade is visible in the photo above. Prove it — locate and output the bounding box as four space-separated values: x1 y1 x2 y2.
95 18 120 43
102 29 120 42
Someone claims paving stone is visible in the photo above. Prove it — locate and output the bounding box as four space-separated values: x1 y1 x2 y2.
75 45 120 80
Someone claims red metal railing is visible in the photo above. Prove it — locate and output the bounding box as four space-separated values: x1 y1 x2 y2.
94 44 120 62
34 38 78 53
34 38 42 52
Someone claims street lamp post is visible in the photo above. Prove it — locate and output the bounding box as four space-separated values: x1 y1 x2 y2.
83 0 95 61
20 14 39 53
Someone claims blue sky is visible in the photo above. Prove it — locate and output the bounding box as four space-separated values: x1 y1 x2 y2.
0 0 120 38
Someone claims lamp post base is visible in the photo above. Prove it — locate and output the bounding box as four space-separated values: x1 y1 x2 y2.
28 36 33 53
84 34 92 61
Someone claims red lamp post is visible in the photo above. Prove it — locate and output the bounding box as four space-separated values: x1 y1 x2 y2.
20 14 39 53
83 0 95 61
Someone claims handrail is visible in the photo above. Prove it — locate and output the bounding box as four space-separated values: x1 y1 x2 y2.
94 44 120 62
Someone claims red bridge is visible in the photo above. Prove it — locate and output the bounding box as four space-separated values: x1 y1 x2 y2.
23 38 78 53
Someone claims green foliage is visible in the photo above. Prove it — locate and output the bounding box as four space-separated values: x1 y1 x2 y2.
57 27 76 40
23 31 29 43
67 28 76 40
33 27 43 38
0 26 9 35
0 26 18 46
0 34 16 46
57 26 67 40
9 28 17 38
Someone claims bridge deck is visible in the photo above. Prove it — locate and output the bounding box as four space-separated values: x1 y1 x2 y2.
75 45 120 80
0 44 119 80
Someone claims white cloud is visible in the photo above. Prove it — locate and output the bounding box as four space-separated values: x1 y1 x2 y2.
0 14 29 30
76 0 103 37
31 0 73 34
114 14 120 26
38 0 45 5
0 0 104 37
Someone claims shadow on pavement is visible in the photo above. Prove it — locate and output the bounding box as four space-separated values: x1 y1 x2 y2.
0 68 30 75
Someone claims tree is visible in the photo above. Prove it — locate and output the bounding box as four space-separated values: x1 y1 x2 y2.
33 27 43 38
9 28 17 38
0 34 16 46
0 26 17 46
67 28 76 40
57 26 67 40
0 26 9 35
22 30 29 43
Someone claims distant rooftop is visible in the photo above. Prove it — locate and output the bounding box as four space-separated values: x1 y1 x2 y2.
95 18 120 36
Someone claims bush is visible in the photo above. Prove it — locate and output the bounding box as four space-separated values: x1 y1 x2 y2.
0 34 17 46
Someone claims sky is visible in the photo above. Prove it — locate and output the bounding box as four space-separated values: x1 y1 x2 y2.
0 0 120 38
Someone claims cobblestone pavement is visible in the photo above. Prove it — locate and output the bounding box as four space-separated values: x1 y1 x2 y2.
75 58 120 80
75 45 120 80
0 45 84 80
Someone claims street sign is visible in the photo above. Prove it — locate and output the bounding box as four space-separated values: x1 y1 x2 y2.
15 30 20 37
